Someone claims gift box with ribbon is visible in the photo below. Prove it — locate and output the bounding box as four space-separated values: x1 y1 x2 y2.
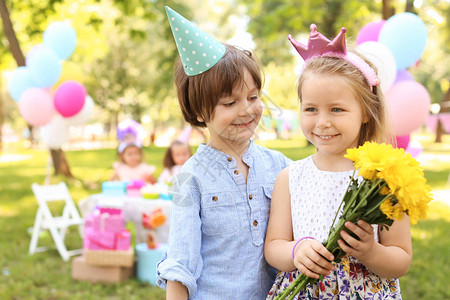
83 207 130 251
86 207 124 233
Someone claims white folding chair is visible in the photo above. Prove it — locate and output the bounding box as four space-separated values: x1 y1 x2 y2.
29 182 84 261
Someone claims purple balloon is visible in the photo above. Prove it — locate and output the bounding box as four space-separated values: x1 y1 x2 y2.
395 135 410 149
356 20 386 45
394 69 414 84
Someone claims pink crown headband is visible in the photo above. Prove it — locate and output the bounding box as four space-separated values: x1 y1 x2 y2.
288 24 379 87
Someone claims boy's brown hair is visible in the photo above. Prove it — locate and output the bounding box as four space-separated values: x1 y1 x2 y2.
174 44 263 127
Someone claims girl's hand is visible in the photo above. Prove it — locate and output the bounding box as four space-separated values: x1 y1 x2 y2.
338 220 375 263
293 239 335 279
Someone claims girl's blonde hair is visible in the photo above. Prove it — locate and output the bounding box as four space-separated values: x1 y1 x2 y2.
297 52 393 145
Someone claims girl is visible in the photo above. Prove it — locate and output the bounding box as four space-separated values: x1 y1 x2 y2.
265 25 412 299
157 7 291 299
110 142 157 184
158 140 192 184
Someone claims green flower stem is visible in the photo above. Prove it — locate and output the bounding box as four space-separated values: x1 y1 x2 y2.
275 177 393 299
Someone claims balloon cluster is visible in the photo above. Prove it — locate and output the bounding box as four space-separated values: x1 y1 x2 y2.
356 13 430 151
8 21 94 149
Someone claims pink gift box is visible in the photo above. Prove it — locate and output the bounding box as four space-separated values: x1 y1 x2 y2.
90 209 124 233
84 229 131 250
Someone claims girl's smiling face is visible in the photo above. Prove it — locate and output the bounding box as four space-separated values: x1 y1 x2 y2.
121 145 142 167
202 68 262 152
172 144 191 166
300 73 367 160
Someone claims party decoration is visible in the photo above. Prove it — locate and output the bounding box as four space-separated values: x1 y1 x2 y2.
289 24 379 87
379 13 427 70
395 135 410 149
64 95 94 126
356 20 386 45
176 126 192 144
25 44 46 66
18 88 54 126
165 6 226 76
40 115 70 149
53 61 84 91
54 81 86 117
393 69 414 84
117 119 146 143
43 21 77 60
406 140 423 158
386 81 431 136
8 66 37 101
27 46 62 88
356 41 396 91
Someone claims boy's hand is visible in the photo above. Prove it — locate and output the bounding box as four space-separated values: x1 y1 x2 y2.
293 239 335 279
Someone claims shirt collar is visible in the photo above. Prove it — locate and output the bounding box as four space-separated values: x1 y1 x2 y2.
197 139 255 168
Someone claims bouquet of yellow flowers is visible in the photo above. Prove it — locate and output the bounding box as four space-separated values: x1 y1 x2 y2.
275 142 433 300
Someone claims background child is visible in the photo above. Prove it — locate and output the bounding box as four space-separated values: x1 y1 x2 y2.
110 142 156 184
265 25 412 299
158 140 192 184
157 7 291 299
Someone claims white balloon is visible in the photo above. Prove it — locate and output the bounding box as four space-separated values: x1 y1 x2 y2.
40 115 70 149
64 95 94 126
356 41 397 92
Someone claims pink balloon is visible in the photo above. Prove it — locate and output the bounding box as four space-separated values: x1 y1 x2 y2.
356 20 386 45
18 88 55 126
395 135 410 149
54 81 86 117
386 81 431 136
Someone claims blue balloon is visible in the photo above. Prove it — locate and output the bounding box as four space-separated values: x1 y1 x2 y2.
8 66 37 101
27 47 62 88
43 21 77 60
379 12 427 70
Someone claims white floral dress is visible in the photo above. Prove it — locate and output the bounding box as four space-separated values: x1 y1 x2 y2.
267 156 401 299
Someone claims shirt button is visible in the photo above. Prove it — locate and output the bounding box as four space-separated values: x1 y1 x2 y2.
253 220 258 226
212 196 218 202
234 170 239 175
227 157 232 162
248 194 253 200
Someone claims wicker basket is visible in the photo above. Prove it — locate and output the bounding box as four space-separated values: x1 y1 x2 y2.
84 248 134 267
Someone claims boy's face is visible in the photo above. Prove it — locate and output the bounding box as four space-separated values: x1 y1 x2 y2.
201 69 262 152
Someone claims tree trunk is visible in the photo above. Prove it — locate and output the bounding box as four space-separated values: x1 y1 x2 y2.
0 0 25 66
405 0 415 13
435 87 450 143
382 0 395 20
50 149 73 177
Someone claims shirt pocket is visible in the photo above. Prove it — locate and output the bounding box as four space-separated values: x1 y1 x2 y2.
200 192 239 236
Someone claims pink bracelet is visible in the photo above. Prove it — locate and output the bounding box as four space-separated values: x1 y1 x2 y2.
292 237 315 260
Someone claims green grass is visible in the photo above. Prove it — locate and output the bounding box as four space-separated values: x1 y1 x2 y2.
0 139 449 299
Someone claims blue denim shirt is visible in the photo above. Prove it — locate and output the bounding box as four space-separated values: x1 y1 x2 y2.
156 140 291 299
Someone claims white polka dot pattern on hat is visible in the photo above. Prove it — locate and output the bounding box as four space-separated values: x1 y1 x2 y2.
165 6 226 76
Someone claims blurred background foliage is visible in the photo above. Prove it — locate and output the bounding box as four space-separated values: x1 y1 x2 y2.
0 0 448 134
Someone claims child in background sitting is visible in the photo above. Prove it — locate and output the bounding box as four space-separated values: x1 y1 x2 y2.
110 142 157 184
158 140 192 184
